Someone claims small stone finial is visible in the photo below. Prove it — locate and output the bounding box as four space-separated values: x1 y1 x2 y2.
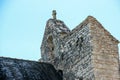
52 10 57 19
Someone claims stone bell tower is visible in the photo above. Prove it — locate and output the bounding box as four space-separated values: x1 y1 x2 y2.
40 10 70 65
40 11 120 80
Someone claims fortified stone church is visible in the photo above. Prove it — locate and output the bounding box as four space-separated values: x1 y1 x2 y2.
0 11 120 80
40 10 120 80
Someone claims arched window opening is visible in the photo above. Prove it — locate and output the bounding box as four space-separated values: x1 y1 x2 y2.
47 36 54 60
79 76 83 80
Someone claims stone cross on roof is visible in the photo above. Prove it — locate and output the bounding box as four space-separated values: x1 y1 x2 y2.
52 10 57 19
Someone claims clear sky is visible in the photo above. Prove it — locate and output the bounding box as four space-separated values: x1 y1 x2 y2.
0 0 120 61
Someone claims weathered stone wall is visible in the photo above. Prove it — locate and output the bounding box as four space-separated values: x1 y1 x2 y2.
41 18 95 80
89 17 120 80
60 23 95 80
40 19 70 65
41 16 120 80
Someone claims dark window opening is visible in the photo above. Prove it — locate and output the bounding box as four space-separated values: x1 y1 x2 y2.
79 76 83 80
47 36 54 59
80 37 83 42
76 37 83 49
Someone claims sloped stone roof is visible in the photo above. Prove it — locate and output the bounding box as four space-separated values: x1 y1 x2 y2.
0 57 62 80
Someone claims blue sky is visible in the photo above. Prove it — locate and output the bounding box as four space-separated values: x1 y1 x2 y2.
0 0 120 61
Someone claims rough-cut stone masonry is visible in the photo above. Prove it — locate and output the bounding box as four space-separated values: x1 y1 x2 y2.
41 16 120 80
0 57 62 80
89 17 120 80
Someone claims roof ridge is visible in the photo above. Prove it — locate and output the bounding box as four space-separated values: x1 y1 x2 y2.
71 16 119 43
87 16 119 43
